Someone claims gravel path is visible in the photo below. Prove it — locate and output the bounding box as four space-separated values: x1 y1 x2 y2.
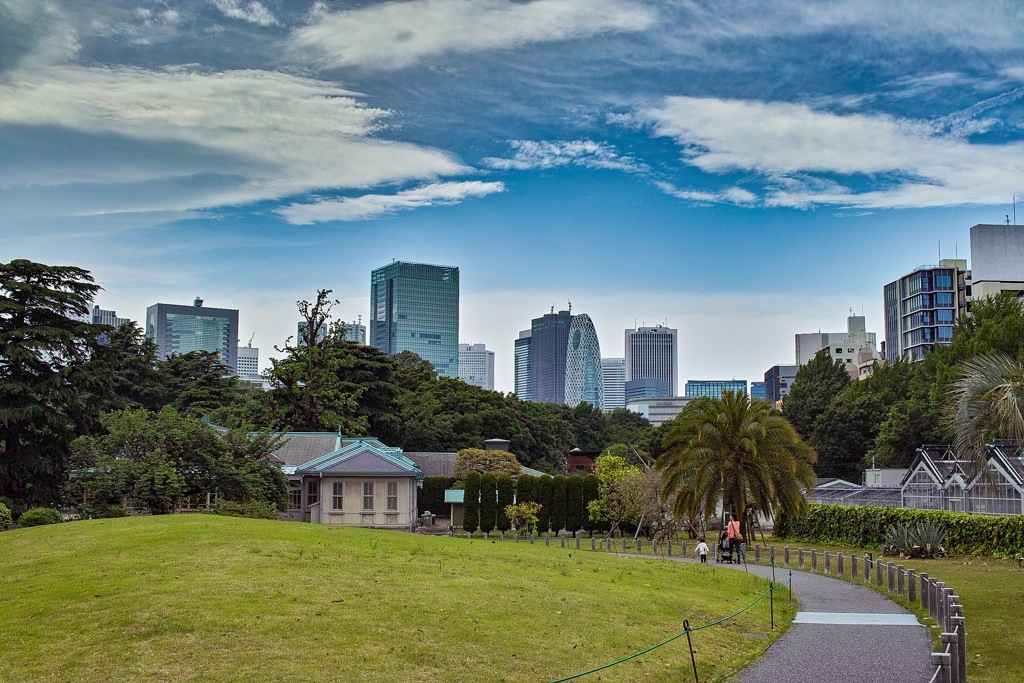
662 555 935 683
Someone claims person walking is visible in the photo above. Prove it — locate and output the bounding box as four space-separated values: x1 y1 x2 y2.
727 513 744 564
695 537 710 564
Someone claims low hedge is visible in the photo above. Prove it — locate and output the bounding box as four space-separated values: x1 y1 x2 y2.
18 508 63 527
775 502 1024 558
201 500 280 520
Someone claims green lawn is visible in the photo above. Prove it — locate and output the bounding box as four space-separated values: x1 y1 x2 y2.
0 517 791 683
752 537 1024 683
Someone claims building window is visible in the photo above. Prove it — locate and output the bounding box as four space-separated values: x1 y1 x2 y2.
332 482 344 511
363 481 375 510
306 480 319 507
288 482 302 511
386 481 399 511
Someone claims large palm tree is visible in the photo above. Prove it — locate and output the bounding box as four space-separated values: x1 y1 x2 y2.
950 353 1024 465
656 391 816 540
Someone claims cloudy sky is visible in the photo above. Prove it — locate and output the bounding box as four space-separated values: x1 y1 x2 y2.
3 0 1023 392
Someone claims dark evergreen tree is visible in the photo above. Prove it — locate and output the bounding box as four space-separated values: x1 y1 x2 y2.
496 474 514 532
535 474 553 533
478 472 497 534
515 474 536 505
549 474 567 532
462 471 480 532
782 349 851 439
565 474 584 534
568 402 609 451
160 350 241 416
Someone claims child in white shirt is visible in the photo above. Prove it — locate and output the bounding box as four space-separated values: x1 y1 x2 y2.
696 538 710 564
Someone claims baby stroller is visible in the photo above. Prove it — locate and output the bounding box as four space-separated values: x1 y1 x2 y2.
717 531 734 564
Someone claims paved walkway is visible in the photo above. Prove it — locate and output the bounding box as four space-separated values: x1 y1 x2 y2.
665 555 935 683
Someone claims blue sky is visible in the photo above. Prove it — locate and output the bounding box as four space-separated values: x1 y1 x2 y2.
2 0 1022 392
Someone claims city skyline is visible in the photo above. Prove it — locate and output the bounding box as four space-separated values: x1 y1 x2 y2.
3 1 1021 393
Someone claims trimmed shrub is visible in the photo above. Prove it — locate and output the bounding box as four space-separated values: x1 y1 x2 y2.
479 473 497 534
565 475 584 534
84 504 127 519
535 475 552 533
776 502 1024 558
462 471 480 532
0 502 12 528
581 473 599 535
549 475 567 533
516 474 536 505
202 500 279 519
419 476 456 516
496 474 514 532
19 508 62 527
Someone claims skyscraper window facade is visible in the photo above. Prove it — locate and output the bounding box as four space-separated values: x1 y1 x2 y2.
625 326 678 397
884 259 967 363
764 365 798 405
236 344 260 381
369 261 459 378
601 358 626 412
750 381 766 401
91 304 131 329
564 314 603 409
458 343 494 390
514 330 532 401
529 309 572 404
146 298 239 370
684 379 747 399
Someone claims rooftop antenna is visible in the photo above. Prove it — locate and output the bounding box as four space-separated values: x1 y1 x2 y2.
551 304 555 314
1008 214 1012 226
247 332 255 347
1014 196 1017 225
568 300 572 314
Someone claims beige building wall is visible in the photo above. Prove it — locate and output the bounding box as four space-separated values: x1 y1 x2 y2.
310 476 416 528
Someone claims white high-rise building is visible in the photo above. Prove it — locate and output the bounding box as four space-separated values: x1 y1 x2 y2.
338 321 367 345
514 330 531 400
236 343 261 381
970 223 1024 299
601 358 626 412
91 304 131 329
796 315 880 377
458 343 494 390
625 325 678 397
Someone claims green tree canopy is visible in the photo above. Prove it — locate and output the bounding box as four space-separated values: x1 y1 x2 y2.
453 448 521 479
782 350 851 439
658 392 817 539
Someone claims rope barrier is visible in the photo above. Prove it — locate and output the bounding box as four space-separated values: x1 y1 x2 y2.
548 575 789 683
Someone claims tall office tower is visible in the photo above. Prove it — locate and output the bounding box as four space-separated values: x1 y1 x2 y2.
91 304 132 329
236 343 260 381
370 261 460 378
338 321 367 345
601 358 626 412
684 379 748 399
146 297 239 370
764 365 798 405
529 309 572 404
564 313 603 409
458 343 495 390
750 382 766 401
883 259 968 363
297 320 327 346
625 325 678 398
795 315 879 367
970 223 1024 299
514 330 532 400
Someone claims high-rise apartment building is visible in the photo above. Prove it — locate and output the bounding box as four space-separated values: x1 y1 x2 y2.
884 259 968 363
764 365 798 405
236 343 260 381
796 315 879 367
564 314 603 409
146 297 239 370
601 358 626 412
528 309 572 404
514 330 532 401
970 223 1024 299
684 379 747 399
370 261 459 378
91 304 132 329
625 326 678 398
458 343 494 390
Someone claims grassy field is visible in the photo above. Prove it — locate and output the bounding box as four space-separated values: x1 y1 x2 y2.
750 536 1024 683
0 517 791 683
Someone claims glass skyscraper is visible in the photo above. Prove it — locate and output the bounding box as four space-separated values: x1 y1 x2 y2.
684 379 748 399
528 309 572 404
514 330 532 401
625 325 678 397
884 259 967 363
146 298 238 370
564 314 603 409
369 261 459 378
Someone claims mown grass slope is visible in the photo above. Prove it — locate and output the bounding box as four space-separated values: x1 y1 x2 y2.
0 516 790 683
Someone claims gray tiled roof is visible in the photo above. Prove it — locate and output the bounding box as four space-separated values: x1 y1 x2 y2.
405 452 457 477
273 435 339 466
295 441 421 477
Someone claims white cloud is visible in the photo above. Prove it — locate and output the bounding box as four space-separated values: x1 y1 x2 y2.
211 0 278 27
637 96 1024 209
291 0 656 69
483 139 645 173
277 181 505 225
655 181 756 206
0 65 468 214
